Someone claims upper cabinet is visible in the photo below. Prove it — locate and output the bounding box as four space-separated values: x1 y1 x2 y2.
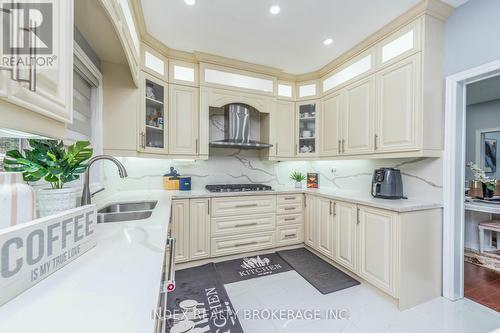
0 0 74 123
296 100 319 156
273 100 295 158
138 71 168 154
169 84 199 156
375 54 420 152
319 92 341 157
169 60 199 87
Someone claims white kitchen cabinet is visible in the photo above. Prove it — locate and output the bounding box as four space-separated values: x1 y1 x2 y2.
189 199 211 260
171 199 190 263
304 195 316 248
334 201 357 271
296 100 319 156
2 0 74 123
375 54 420 153
319 92 341 157
317 197 334 259
169 84 199 156
274 100 296 158
138 71 168 154
358 206 397 296
211 231 275 257
341 77 375 155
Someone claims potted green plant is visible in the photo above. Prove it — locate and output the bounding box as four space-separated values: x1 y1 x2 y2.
467 162 495 198
3 139 93 217
290 171 306 189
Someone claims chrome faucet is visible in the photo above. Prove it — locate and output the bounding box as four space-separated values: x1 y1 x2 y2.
81 155 128 206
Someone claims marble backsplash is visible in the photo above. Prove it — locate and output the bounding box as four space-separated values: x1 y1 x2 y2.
102 149 443 203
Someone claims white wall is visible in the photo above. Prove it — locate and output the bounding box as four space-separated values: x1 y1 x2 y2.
444 0 500 76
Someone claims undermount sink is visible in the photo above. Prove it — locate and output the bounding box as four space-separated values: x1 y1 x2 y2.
97 201 158 223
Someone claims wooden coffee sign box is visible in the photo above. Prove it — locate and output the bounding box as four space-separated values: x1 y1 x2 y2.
0 205 97 306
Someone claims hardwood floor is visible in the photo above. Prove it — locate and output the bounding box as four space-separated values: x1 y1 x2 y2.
464 261 500 312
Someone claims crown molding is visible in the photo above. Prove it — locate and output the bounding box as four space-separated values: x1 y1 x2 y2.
131 0 454 82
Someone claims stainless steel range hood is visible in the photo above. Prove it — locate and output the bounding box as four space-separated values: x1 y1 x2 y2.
210 103 273 150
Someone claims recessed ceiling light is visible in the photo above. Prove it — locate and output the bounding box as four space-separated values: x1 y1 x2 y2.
323 38 333 46
270 5 280 15
184 0 196 6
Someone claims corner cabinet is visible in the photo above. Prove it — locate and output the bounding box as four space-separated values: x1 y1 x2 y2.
138 72 168 154
296 100 319 156
168 84 199 156
1 0 74 123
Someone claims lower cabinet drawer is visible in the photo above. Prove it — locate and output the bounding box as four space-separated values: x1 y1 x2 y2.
277 213 303 226
211 232 276 257
277 203 303 215
276 225 303 246
277 194 303 205
211 195 276 217
211 214 276 236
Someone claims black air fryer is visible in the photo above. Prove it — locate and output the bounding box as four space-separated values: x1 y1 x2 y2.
371 168 406 199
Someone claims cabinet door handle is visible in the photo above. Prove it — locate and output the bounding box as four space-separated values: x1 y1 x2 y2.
275 143 278 156
207 200 210 215
342 139 345 153
284 217 296 221
284 207 296 211
333 202 336 216
235 222 258 228
329 201 332 215
374 134 378 150
235 203 258 208
196 138 198 154
284 197 295 200
140 132 146 149
338 140 341 154
235 241 258 247
284 234 296 239
357 208 360 225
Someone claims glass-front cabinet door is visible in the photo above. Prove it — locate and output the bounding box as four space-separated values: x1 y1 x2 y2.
138 72 168 154
296 100 319 156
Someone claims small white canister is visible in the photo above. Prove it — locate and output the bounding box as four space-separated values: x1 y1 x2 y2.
0 172 36 229
37 187 78 218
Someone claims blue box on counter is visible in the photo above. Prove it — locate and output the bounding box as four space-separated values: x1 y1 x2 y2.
179 177 192 191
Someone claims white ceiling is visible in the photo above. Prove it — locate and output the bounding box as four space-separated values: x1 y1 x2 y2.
141 0 463 74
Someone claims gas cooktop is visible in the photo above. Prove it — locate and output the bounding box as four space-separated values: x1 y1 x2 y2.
205 184 273 193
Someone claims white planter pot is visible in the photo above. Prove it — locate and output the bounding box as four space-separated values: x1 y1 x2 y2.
37 188 78 218
295 181 303 189
0 172 36 228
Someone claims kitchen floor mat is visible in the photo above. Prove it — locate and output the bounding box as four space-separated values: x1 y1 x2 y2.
166 263 243 333
215 252 293 284
277 248 360 294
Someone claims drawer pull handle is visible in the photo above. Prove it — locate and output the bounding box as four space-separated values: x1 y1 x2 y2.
284 218 296 221
235 222 258 228
284 234 296 238
284 207 296 211
284 197 296 200
235 241 258 247
235 204 258 208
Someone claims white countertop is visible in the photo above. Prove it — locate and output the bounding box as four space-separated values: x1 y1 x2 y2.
0 190 171 333
171 187 442 213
